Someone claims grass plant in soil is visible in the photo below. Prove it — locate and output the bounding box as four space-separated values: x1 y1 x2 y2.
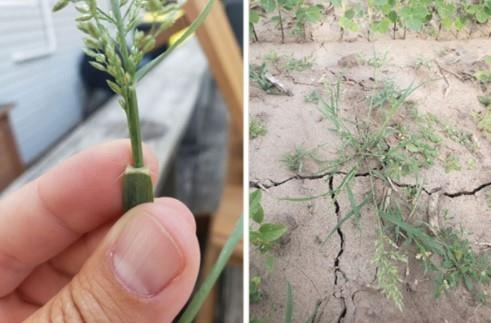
250 63 276 94
474 55 491 135
288 75 491 310
54 1 242 321
250 118 268 139
281 145 312 173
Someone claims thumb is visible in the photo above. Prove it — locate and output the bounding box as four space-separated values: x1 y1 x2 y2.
25 198 200 323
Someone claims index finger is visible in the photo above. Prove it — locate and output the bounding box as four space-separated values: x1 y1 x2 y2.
0 140 158 296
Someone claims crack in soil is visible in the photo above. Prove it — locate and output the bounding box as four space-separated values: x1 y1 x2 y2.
251 172 491 199
329 176 348 323
443 181 491 197
249 170 371 189
392 180 491 198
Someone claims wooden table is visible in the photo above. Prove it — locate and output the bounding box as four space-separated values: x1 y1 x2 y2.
0 103 23 191
1 38 207 196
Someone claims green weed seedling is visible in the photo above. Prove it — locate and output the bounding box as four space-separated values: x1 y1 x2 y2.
285 55 313 72
474 70 491 83
304 89 321 104
250 64 276 94
442 124 479 154
433 228 491 302
263 52 314 73
366 51 390 68
475 55 491 83
281 145 312 173
250 118 267 139
264 50 281 65
369 81 402 109
250 190 288 271
250 275 264 304
477 107 491 135
414 56 433 70
444 154 461 173
467 158 478 170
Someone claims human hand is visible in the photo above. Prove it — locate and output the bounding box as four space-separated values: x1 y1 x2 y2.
0 140 200 322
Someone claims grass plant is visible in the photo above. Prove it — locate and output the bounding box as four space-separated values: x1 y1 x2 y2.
55 2 243 321
285 75 491 309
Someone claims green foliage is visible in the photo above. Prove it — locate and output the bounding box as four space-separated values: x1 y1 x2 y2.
304 89 321 104
285 55 313 71
434 228 491 301
369 80 400 108
334 0 491 40
366 51 390 68
250 4 262 41
250 64 276 94
252 0 491 41
414 56 433 70
264 51 281 65
56 0 180 107
250 191 288 255
380 206 491 303
250 275 264 304
292 1 324 36
441 124 479 154
399 1 431 32
251 190 265 223
251 223 289 254
281 146 310 173
474 70 491 83
288 76 491 309
264 52 314 73
477 107 491 135
250 118 268 139
464 1 491 24
251 0 324 41
339 5 363 32
285 282 293 323
444 155 461 173
479 95 491 107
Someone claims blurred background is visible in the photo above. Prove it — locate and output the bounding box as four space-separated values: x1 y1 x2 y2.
0 0 243 322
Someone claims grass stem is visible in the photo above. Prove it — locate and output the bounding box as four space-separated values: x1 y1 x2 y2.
177 215 243 323
111 0 144 167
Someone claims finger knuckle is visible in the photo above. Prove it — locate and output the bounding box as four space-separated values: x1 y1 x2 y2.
49 276 122 323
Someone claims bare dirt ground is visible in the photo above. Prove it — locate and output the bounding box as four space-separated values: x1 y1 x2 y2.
250 29 491 322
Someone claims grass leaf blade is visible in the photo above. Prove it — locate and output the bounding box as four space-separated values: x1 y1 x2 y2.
135 0 215 81
322 195 371 244
285 282 293 323
177 215 243 323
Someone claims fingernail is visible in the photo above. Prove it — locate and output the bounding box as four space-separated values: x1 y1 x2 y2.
111 212 184 297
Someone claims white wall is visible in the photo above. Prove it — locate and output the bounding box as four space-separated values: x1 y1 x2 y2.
0 0 84 163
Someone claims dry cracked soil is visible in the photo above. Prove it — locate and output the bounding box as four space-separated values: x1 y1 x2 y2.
250 32 491 323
